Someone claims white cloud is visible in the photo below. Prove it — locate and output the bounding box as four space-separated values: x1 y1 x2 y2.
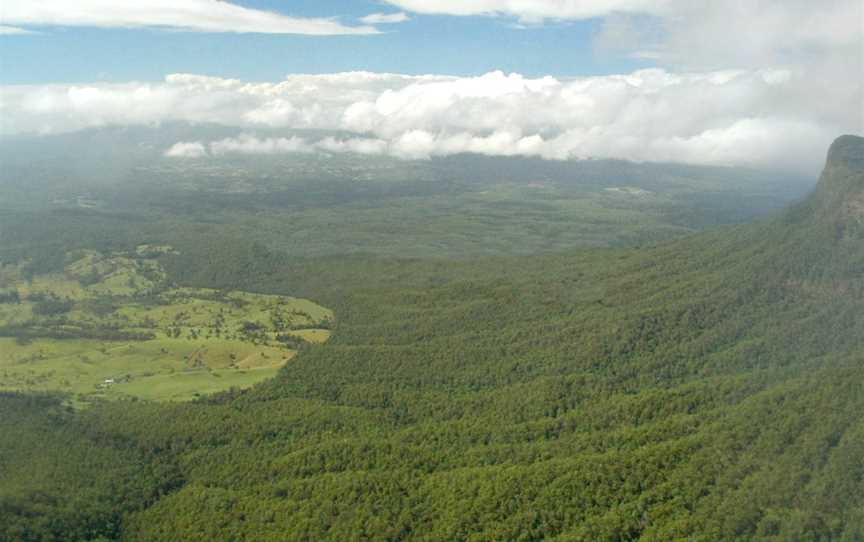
595 0 863 70
387 0 861 88
165 134 392 158
121 60 862 172
0 0 378 35
360 13 410 24
4 65 859 173
0 25 38 35
210 134 313 155
315 136 390 155
2 2 857 174
381 0 669 22
164 141 207 158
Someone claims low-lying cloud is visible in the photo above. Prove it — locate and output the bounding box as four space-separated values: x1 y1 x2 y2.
164 141 208 158
6 67 858 173
172 134 392 158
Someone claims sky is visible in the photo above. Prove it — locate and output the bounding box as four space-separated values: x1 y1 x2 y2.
0 1 646 82
1 0 862 173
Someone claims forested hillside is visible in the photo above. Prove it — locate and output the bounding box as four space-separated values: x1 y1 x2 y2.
1 136 863 541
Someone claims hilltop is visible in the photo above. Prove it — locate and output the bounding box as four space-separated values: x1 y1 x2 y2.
802 134 864 230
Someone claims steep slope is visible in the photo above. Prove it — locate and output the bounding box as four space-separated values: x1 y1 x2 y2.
767 134 864 280
1 136 863 542
809 134 864 223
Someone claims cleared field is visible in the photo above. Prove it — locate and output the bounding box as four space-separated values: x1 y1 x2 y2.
0 247 332 405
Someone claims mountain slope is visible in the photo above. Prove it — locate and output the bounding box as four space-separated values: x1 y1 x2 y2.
1 136 863 541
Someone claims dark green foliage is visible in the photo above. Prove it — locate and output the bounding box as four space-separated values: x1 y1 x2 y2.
0 326 156 342
0 291 20 304
31 296 74 317
0 393 183 542
0 136 862 540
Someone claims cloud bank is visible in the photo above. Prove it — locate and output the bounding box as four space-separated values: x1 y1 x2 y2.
2 1 860 173
0 0 378 35
3 66 858 173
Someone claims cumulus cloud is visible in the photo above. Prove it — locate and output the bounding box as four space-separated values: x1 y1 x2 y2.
2 1 858 173
0 0 378 35
164 141 207 158
0 72 449 135
4 0 861 175
210 134 313 155
388 0 862 136
359 13 410 24
4 65 859 173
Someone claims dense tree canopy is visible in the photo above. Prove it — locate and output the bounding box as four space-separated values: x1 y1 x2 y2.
1 137 862 541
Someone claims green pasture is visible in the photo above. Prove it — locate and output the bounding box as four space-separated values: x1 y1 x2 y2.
0 247 332 405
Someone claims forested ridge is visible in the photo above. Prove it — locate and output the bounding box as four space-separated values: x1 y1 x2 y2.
1 136 863 541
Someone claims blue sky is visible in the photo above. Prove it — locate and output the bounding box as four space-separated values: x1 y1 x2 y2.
0 0 651 83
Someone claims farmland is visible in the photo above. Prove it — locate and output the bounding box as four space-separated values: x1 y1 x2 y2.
0 246 332 405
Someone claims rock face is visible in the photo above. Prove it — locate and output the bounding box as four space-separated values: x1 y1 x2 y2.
825 134 864 172
770 135 864 281
789 135 864 244
800 135 864 234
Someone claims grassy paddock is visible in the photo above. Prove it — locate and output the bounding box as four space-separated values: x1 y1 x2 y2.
0 247 332 405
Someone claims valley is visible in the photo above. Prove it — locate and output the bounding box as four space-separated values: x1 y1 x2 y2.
2 2 860 539
0 135 861 541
